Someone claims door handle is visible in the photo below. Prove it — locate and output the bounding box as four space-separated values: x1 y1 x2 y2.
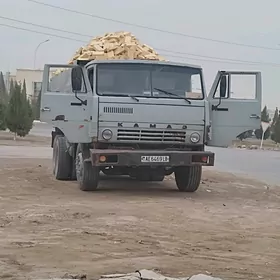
70 102 83 106
215 107 228 111
250 114 260 119
41 107 51 112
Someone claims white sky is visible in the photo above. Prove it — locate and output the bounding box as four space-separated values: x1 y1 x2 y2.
1 0 280 110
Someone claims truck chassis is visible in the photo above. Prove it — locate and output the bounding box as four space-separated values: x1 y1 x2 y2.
52 134 215 193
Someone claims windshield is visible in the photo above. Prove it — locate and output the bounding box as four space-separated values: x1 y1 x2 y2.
96 63 204 100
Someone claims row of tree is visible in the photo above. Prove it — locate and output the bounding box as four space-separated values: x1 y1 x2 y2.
0 71 38 138
254 106 280 143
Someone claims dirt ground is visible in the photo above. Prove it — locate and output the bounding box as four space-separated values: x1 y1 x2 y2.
0 135 280 280
0 131 50 147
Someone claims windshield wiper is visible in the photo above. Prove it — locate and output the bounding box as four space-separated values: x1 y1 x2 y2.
128 95 139 102
153 87 191 104
100 93 139 102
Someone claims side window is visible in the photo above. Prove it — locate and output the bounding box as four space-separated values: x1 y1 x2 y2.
213 73 256 99
213 74 229 99
188 73 203 99
47 66 87 94
228 74 256 99
88 68 94 91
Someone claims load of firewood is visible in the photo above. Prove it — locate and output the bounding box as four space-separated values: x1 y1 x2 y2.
53 31 165 75
68 31 165 63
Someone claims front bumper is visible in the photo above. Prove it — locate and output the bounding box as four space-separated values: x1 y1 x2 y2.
89 149 215 167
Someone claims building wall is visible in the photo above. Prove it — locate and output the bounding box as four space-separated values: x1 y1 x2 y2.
4 68 58 100
4 69 43 99
16 69 43 100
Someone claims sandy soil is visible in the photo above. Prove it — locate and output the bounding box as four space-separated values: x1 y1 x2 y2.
0 155 280 280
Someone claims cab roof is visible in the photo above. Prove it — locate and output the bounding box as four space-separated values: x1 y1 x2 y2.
76 59 202 70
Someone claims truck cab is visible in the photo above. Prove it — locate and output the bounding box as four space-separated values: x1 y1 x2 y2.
40 60 262 192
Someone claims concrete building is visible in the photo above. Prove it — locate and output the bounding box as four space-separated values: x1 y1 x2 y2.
4 69 44 100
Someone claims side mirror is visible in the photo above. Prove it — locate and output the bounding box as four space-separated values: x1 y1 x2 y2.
220 75 227 98
71 67 83 92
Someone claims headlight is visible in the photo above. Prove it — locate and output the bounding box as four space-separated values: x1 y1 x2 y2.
190 132 200 143
102 129 113 140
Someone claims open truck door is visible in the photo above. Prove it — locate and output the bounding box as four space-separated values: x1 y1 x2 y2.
207 71 262 147
40 64 92 143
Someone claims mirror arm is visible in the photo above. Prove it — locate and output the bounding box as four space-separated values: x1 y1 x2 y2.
74 91 87 106
212 96 222 111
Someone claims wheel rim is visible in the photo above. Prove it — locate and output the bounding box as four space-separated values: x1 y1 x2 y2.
76 152 84 182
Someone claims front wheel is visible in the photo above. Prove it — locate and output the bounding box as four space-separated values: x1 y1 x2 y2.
175 166 202 192
75 144 99 191
52 135 72 180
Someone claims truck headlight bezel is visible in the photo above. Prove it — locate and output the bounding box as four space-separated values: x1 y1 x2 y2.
190 132 200 143
102 129 113 140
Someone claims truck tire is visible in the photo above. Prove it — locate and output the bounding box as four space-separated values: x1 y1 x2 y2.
174 166 202 192
53 136 72 180
75 144 99 191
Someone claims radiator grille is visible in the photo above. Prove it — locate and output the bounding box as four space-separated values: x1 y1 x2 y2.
103 107 133 114
117 129 186 143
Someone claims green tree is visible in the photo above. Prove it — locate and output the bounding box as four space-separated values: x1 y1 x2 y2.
25 98 34 132
0 102 6 130
261 106 270 122
273 113 280 144
22 79 27 97
22 80 34 133
270 107 279 142
272 107 279 126
255 105 270 140
6 81 34 139
9 79 14 96
0 71 8 105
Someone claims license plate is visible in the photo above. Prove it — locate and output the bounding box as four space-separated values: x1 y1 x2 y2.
141 156 170 163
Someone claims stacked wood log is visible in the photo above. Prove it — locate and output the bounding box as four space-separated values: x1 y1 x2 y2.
53 31 165 75
68 31 165 63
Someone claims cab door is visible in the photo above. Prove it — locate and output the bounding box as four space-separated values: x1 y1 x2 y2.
207 71 262 147
40 64 92 143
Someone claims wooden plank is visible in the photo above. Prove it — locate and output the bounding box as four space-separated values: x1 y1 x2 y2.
68 31 165 63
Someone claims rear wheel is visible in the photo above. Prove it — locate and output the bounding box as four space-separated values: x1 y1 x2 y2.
52 136 72 180
76 144 99 191
175 166 202 192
